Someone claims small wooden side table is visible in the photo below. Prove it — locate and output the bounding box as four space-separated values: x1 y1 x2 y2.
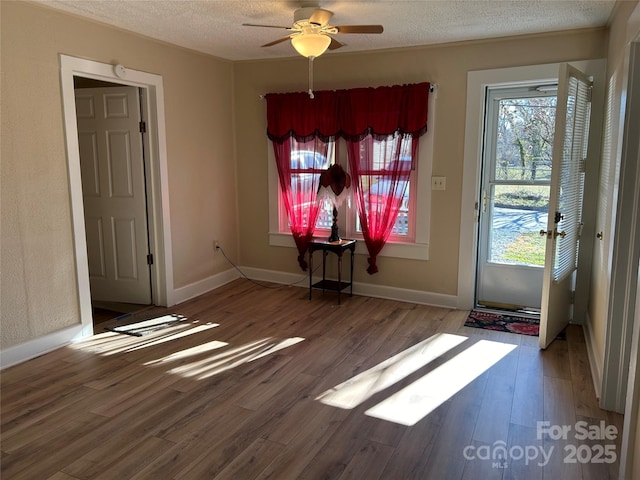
308 239 356 305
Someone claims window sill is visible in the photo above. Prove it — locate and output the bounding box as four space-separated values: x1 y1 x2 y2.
269 232 429 261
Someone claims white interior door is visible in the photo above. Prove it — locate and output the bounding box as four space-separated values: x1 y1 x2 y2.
539 64 593 348
476 86 556 310
76 86 152 305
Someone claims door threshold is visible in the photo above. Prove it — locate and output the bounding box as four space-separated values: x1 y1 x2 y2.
476 301 541 318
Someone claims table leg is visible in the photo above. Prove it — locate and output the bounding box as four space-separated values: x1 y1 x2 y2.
337 252 343 305
350 248 354 297
309 249 313 300
322 251 327 295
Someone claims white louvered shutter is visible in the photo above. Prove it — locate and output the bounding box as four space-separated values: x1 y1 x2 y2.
553 70 592 282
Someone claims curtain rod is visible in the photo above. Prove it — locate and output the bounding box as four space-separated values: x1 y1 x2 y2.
259 83 437 100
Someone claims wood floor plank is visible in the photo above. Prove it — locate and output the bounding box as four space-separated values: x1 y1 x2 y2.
503 423 543 480
421 371 490 480
378 401 448 479
472 347 519 445
0 279 622 480
1 412 110 480
567 329 604 420
252 405 345 480
131 405 256 480
336 440 395 480
541 337 572 380
213 438 284 480
91 435 176 480
511 345 544 428
542 375 581 480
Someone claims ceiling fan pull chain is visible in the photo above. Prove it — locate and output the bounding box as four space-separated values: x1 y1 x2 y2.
308 56 315 99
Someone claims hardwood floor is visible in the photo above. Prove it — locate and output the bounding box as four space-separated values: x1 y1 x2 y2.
1 279 624 479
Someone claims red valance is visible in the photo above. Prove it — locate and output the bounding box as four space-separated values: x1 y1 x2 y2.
266 82 430 143
266 90 341 143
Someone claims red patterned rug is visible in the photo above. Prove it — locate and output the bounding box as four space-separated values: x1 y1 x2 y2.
464 309 540 336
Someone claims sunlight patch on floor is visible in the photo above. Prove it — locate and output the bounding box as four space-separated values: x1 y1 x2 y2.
316 333 468 409
365 339 517 426
70 329 188 355
71 318 222 356
144 339 229 365
109 314 186 334
126 323 220 352
166 337 305 380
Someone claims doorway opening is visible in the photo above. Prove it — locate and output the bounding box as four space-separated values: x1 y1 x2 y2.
475 85 557 314
60 55 174 340
74 79 154 329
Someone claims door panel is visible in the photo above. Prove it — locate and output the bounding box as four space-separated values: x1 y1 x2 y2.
76 86 151 305
539 64 593 348
85 216 106 278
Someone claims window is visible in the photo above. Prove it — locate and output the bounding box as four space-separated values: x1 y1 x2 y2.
269 133 431 262
349 134 417 242
278 137 418 243
267 83 434 264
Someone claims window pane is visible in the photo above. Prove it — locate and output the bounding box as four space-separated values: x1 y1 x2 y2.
290 149 330 171
495 96 556 182
316 201 333 230
489 185 549 266
287 140 335 232
356 179 410 236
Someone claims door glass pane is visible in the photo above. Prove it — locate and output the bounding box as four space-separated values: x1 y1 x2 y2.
494 96 557 182
489 184 550 266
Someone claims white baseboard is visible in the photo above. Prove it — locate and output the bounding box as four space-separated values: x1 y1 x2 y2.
583 311 603 399
353 280 458 308
240 266 458 308
171 267 240 305
0 323 87 370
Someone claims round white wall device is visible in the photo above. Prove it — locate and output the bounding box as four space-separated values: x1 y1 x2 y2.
114 64 127 78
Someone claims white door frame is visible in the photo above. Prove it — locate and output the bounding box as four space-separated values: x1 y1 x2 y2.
458 59 604 312
475 85 554 310
60 55 175 337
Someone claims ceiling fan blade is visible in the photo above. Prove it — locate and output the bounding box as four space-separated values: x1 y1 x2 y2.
243 23 292 30
334 25 384 34
261 36 292 47
328 37 344 50
309 8 333 26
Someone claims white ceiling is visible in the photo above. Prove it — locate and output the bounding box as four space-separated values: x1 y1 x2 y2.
37 0 617 61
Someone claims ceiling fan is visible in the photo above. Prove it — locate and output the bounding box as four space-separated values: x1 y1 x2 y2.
243 6 384 58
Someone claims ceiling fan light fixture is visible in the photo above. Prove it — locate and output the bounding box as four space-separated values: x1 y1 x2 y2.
291 33 331 58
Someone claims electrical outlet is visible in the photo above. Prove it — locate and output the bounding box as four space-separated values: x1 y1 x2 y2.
432 176 446 191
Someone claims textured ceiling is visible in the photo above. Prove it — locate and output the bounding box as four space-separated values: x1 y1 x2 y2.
36 0 617 61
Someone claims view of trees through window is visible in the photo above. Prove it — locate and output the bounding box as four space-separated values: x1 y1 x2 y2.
496 96 556 182
490 95 556 266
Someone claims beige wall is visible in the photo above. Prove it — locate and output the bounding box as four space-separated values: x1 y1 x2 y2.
234 29 607 295
1 1 237 349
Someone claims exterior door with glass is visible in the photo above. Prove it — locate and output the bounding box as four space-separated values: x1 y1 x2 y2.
476 86 557 311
